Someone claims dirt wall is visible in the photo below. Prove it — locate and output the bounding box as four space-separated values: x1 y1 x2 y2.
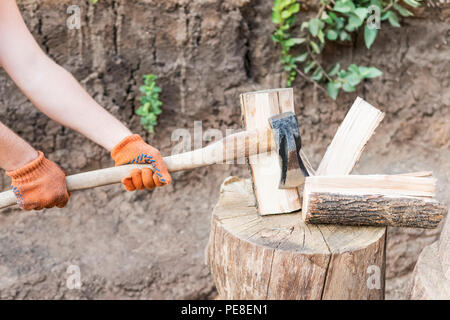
0 0 448 299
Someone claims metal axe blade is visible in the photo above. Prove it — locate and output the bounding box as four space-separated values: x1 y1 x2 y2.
269 111 310 189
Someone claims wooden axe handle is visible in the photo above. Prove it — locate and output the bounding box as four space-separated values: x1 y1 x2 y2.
0 129 273 209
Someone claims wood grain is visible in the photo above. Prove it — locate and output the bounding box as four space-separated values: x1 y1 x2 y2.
316 97 385 176
207 177 386 300
240 88 301 215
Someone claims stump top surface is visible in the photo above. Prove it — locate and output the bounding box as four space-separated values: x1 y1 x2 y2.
213 177 386 255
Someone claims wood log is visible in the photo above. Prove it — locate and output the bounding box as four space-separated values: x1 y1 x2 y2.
315 97 384 176
207 177 386 299
240 88 302 215
409 215 450 299
302 175 445 229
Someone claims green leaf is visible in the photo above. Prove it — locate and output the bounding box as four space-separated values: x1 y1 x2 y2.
304 61 316 74
312 69 323 81
364 25 378 49
309 41 320 54
272 10 282 24
281 3 300 20
288 3 300 15
294 52 308 62
300 21 309 31
308 18 323 37
284 37 306 48
334 16 345 29
370 0 382 8
404 0 421 8
333 0 355 13
387 11 401 27
339 30 351 41
327 82 341 100
317 30 325 43
348 64 360 75
280 10 291 19
328 63 340 76
393 3 413 16
347 14 363 31
354 8 368 21
322 12 333 24
326 29 338 40
359 66 382 78
344 71 361 87
382 11 401 27
342 81 356 92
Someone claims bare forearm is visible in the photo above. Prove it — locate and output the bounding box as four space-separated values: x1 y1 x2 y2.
0 0 132 151
11 57 132 151
0 122 38 171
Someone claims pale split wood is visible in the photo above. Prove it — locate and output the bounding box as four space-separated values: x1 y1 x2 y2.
304 175 437 199
240 88 301 215
315 97 385 176
207 177 386 299
397 171 433 177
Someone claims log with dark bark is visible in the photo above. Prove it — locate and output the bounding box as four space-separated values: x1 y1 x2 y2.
304 193 444 228
302 175 445 229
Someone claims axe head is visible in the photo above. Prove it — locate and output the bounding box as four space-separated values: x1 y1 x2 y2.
269 112 309 189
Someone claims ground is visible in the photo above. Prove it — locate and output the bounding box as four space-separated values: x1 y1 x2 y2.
0 0 448 299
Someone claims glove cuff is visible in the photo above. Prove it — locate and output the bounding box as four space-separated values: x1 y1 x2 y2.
6 151 52 183
111 134 143 161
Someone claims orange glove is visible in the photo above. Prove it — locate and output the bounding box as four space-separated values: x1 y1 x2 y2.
6 151 70 210
111 134 172 191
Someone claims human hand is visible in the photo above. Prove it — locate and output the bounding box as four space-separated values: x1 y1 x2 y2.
111 134 171 191
6 151 70 210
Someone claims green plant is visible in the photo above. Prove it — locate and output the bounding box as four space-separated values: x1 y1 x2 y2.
272 0 422 100
90 0 98 4
136 74 163 133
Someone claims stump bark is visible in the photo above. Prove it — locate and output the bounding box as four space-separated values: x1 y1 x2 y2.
208 177 386 300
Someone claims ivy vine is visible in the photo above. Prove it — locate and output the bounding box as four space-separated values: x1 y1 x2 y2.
272 0 423 100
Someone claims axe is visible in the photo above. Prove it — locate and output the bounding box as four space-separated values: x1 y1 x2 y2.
0 112 311 209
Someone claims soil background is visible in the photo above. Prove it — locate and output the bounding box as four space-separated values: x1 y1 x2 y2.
0 0 449 299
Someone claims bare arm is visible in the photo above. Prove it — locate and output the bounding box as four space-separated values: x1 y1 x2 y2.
0 0 132 151
0 122 38 171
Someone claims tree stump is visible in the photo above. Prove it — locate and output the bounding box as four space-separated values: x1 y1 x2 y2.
207 177 386 300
